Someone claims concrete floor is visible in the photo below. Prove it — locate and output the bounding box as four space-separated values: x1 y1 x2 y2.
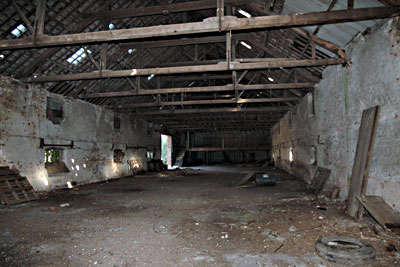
1 166 399 267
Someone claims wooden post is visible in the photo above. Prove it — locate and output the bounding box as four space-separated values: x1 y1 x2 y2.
34 0 46 36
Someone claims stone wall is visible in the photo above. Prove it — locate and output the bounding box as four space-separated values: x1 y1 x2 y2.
272 18 400 211
0 77 161 191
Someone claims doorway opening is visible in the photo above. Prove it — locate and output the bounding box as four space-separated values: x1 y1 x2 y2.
161 134 172 168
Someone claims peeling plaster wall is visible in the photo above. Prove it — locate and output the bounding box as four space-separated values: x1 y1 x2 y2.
0 77 161 191
272 18 400 212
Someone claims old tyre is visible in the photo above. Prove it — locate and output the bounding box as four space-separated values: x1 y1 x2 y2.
315 236 376 265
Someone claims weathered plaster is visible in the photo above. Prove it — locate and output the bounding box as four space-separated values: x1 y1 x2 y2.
0 77 161 191
272 18 400 211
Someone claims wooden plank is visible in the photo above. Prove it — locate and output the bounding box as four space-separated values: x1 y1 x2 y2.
115 97 300 108
188 146 271 152
308 167 331 193
131 106 290 115
233 171 256 186
1 7 398 50
11 0 34 34
347 106 380 218
358 195 400 229
24 59 345 82
83 0 246 20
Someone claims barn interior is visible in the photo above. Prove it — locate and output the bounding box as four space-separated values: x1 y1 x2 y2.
0 0 400 266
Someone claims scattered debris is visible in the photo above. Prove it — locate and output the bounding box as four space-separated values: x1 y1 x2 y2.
288 225 296 232
331 186 340 199
60 203 70 207
220 232 228 239
218 210 257 221
262 229 286 241
147 159 167 172
316 205 327 211
316 192 331 200
316 236 376 265
274 244 283 253
50 207 56 211
386 244 398 252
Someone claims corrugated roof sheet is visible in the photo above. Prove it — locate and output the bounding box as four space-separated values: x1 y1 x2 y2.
283 0 384 48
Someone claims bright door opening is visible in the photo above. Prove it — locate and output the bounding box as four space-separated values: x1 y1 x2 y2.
161 134 172 168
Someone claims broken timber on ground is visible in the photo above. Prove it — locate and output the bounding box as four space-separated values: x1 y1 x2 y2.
357 195 400 229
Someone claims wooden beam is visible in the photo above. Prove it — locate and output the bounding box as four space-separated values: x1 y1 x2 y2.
187 146 272 151
292 28 346 59
131 106 290 115
34 0 46 36
313 0 338 35
79 83 313 98
115 97 300 108
83 0 246 20
1 7 398 50
16 0 118 78
11 0 34 34
167 75 232 82
24 58 345 82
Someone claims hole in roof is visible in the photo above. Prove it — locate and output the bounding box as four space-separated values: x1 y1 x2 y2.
67 48 91 65
148 74 155 80
240 41 252 49
238 9 252 18
11 24 27 37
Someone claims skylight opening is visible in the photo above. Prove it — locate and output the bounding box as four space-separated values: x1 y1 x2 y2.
147 74 155 80
128 49 136 54
11 24 27 37
109 23 115 30
238 9 252 18
67 48 91 65
240 41 252 50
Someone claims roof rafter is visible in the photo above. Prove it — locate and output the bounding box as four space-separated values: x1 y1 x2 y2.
1 6 398 50
24 58 345 82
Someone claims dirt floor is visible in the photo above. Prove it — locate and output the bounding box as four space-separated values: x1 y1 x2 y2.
1 165 399 267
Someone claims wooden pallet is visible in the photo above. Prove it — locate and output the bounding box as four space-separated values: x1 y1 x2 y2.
0 167 39 205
